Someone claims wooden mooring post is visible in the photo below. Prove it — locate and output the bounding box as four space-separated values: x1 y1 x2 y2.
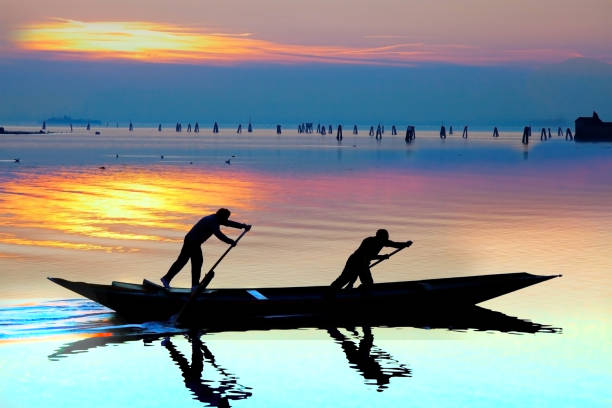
405 126 415 143
440 125 446 139
522 126 531 145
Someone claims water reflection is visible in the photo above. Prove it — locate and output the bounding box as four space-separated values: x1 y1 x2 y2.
2 155 611 300
162 332 252 407
44 306 559 405
327 326 411 391
0 167 266 251
366 306 561 334
49 331 252 408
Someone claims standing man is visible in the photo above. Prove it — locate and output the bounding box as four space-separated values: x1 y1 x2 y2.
331 229 412 290
161 208 251 290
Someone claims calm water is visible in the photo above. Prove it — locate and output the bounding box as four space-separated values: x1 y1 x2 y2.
1 127 611 407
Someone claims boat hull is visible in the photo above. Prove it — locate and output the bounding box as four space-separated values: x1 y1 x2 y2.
48 272 559 327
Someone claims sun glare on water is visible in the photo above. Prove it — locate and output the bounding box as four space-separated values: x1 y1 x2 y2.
0 167 262 251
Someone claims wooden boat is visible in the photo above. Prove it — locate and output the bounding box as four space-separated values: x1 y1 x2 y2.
48 272 559 327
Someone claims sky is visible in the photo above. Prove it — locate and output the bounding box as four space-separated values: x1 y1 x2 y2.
1 0 611 124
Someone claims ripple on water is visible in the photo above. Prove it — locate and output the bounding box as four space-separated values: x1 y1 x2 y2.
0 299 184 341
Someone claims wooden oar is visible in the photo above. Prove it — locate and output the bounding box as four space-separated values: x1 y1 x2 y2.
369 241 412 268
175 228 249 324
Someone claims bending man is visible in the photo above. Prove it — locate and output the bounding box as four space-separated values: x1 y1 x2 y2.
161 208 251 290
331 229 412 289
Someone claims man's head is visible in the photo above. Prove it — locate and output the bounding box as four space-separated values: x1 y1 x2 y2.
375 229 389 242
216 208 231 222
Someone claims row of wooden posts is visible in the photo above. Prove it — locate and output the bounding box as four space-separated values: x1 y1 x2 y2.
297 123 573 144
296 123 405 141
159 121 253 134
438 125 573 144
42 120 574 144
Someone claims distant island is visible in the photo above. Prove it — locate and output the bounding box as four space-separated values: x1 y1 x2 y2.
45 116 101 125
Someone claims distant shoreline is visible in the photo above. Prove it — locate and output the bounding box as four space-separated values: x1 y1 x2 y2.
0 127 50 135
0 123 575 132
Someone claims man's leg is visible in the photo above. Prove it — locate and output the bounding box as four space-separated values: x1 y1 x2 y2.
190 247 203 288
331 257 358 289
162 241 191 284
357 266 374 287
330 271 351 290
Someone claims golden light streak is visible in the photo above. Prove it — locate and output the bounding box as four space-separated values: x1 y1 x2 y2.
0 167 264 251
12 19 583 65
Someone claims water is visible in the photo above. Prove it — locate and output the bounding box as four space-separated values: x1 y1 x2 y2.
1 127 611 407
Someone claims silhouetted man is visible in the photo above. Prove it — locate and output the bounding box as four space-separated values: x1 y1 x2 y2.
161 208 251 290
331 229 412 289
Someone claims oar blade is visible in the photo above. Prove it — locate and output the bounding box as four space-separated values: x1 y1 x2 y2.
199 271 215 290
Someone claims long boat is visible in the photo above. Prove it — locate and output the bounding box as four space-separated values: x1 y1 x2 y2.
48 272 559 327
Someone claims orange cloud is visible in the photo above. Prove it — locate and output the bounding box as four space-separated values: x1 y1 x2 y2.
13 19 584 65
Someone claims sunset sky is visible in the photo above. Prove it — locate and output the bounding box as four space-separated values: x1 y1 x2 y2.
3 0 611 65
1 0 611 123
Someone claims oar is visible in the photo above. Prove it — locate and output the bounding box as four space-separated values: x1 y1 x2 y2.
175 229 249 324
369 241 412 268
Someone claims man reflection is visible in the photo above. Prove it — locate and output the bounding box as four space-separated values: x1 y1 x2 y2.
162 332 251 407
327 326 411 391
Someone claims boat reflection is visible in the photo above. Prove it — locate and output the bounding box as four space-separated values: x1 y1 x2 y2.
47 306 559 405
362 305 561 334
194 305 561 335
47 305 560 361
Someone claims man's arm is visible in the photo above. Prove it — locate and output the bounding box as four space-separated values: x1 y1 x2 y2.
386 240 413 249
222 219 251 230
213 227 235 245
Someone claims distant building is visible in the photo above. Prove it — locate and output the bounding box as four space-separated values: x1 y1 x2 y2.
575 111 612 141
